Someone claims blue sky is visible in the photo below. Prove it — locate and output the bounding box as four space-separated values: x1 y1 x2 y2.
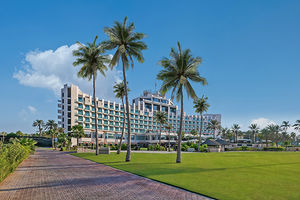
1 0 300 133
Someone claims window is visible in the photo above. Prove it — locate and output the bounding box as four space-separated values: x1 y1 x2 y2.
98 114 102 118
78 104 83 109
85 111 90 116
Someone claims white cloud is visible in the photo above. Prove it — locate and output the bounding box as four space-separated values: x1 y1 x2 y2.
250 118 276 129
13 44 121 100
28 105 37 114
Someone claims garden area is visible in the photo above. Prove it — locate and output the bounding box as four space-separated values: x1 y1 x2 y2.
0 138 36 182
72 151 300 200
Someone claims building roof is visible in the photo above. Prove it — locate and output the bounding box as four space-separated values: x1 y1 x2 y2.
215 139 231 145
202 139 221 146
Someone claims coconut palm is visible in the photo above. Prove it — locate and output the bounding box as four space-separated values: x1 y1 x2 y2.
45 121 58 149
207 120 221 139
71 125 85 147
154 111 168 151
219 127 232 140
157 41 207 163
268 124 281 147
113 81 130 154
232 124 241 143
165 123 173 152
249 124 259 143
293 120 300 133
45 120 57 131
1 131 6 143
281 121 290 133
193 96 210 151
32 120 44 137
73 36 110 155
103 17 147 162
290 132 296 144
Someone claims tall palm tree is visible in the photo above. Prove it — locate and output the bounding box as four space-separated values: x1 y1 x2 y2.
71 125 85 147
232 124 241 143
45 121 58 149
207 120 220 139
249 124 259 143
103 17 147 162
268 124 281 147
290 132 296 142
165 123 173 152
32 120 44 137
154 111 168 151
281 121 290 133
293 120 300 134
157 41 207 163
113 81 130 154
219 127 231 140
45 120 56 131
193 96 210 151
73 36 110 155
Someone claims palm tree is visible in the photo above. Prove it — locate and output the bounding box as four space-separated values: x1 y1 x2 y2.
103 17 147 162
268 124 281 147
73 36 110 155
45 120 56 131
281 121 290 133
293 120 300 134
113 81 130 154
249 124 259 143
232 124 241 143
45 121 58 149
219 127 232 140
165 123 173 152
71 125 85 147
154 111 168 151
290 132 296 144
207 120 221 139
32 120 44 137
193 96 210 151
157 41 207 163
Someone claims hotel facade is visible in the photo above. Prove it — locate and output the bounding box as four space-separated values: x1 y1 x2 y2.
58 84 221 146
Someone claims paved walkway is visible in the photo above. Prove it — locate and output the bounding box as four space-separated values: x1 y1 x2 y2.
0 149 211 200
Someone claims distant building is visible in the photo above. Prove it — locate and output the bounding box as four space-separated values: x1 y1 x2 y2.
58 84 221 145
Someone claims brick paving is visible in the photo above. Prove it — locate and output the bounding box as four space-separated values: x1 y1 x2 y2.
0 149 211 200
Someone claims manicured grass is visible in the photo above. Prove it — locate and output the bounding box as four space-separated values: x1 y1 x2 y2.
71 152 300 200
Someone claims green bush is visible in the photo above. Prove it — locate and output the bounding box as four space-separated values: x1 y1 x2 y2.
241 146 249 151
121 143 127 150
139 147 147 151
263 147 285 151
0 139 32 182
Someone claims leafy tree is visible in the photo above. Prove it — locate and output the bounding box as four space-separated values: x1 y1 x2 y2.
113 81 130 154
15 130 23 136
157 41 207 163
1 132 6 143
281 121 290 134
193 95 210 151
207 120 221 139
32 120 44 136
249 124 259 143
103 17 147 162
232 124 241 143
154 111 168 151
71 125 85 147
165 123 173 152
219 127 233 141
268 125 281 147
290 132 297 144
73 36 110 155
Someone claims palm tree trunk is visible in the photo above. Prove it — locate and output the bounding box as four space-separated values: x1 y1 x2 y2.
117 98 126 154
93 74 99 155
176 91 183 163
198 114 203 152
122 56 131 162
159 124 162 151
77 138 79 147
168 130 171 152
39 126 42 137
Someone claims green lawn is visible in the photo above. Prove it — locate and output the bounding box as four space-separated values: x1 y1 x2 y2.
71 152 300 200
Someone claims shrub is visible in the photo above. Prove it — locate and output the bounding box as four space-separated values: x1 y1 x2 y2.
241 146 249 151
263 147 285 151
0 139 32 182
121 143 127 150
139 147 147 151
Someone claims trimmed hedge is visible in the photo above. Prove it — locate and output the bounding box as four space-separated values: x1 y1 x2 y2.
0 140 32 182
263 147 285 151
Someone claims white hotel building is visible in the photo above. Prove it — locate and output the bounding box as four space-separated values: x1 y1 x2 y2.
58 84 221 146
